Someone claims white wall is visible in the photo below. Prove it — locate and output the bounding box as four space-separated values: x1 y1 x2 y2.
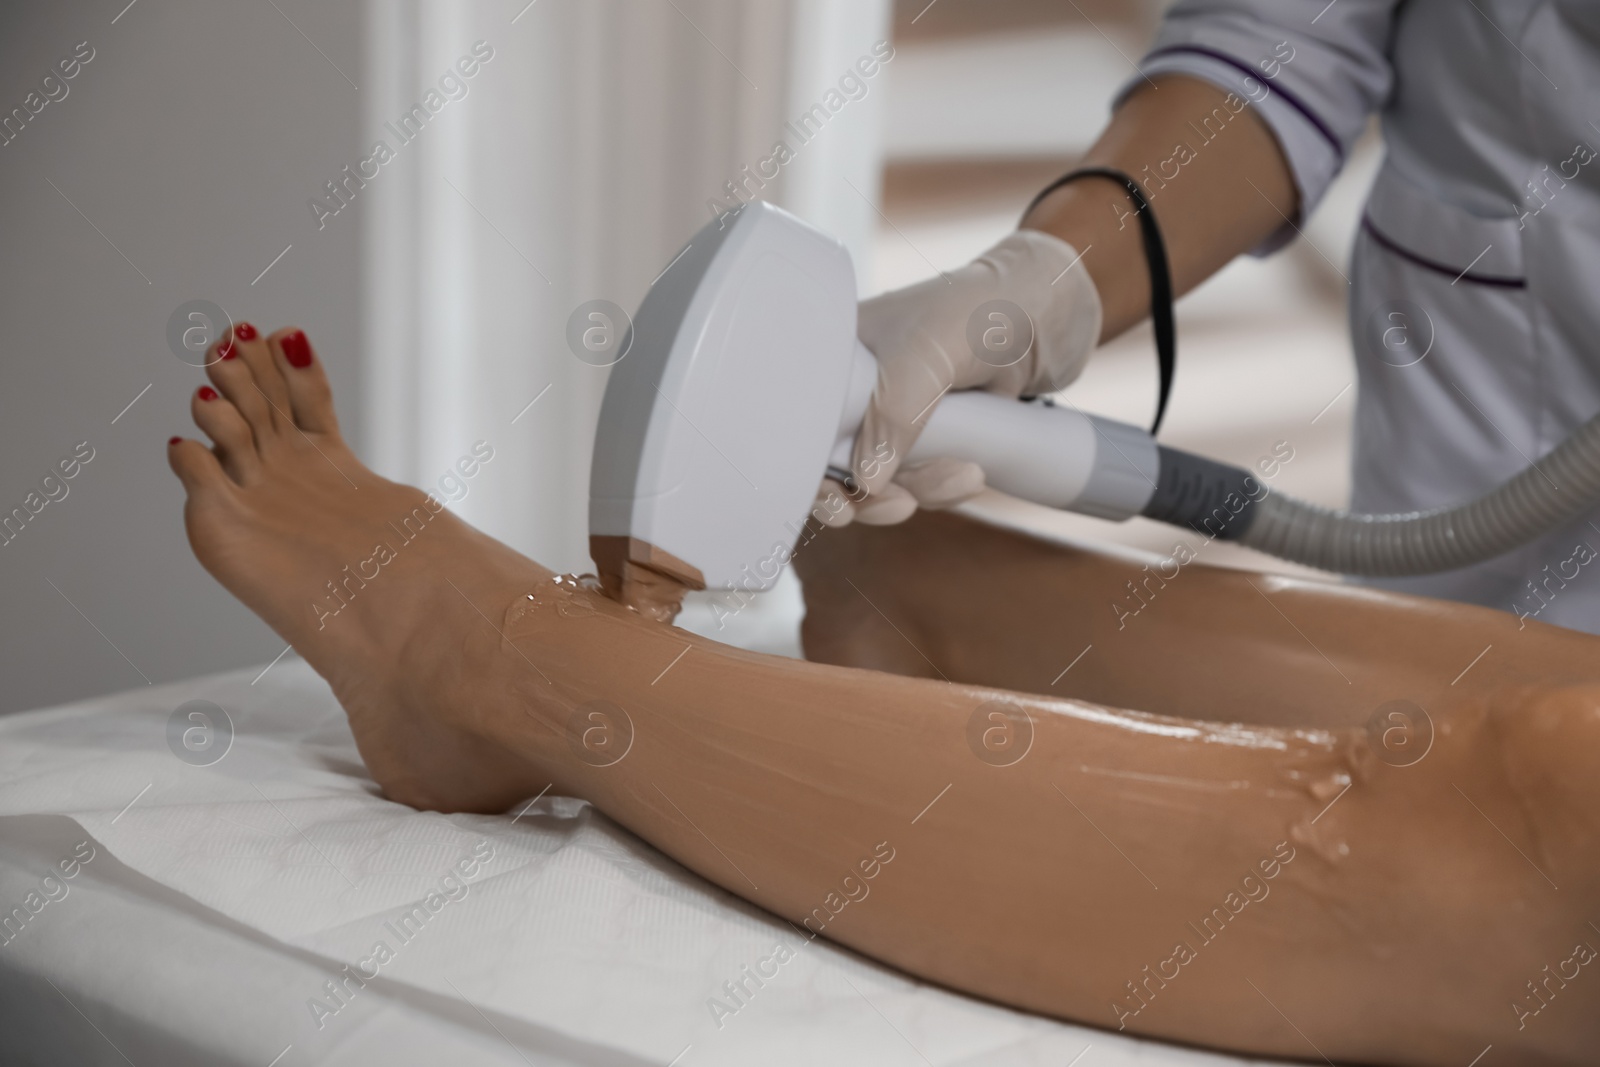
0 0 893 711
0 1 362 713
882 26 1134 161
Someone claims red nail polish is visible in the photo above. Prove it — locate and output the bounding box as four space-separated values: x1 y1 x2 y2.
233 322 258 341
169 436 182 446
219 342 238 361
198 386 218 401
282 329 312 368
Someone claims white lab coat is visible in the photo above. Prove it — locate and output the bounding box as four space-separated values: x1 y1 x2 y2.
1130 0 1600 633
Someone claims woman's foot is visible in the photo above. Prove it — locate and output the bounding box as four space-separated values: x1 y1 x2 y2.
168 324 551 812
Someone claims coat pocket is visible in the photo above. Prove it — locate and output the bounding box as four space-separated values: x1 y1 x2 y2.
1348 161 1535 513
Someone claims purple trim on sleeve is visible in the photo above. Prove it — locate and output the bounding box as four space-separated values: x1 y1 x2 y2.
1143 43 1345 162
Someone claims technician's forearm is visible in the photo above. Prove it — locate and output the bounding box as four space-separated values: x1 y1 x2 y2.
1022 74 1298 343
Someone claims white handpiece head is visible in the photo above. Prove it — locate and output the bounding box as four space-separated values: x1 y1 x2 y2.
589 202 863 599
590 202 1160 616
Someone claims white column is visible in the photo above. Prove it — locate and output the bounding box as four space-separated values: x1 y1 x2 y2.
363 0 888 578
777 0 894 292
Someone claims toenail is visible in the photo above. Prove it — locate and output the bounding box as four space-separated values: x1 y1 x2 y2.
197 386 218 401
219 341 238 361
168 436 182 446
233 322 258 341
282 330 313 368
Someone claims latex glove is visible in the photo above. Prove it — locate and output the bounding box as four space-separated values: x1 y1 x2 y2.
816 229 1102 527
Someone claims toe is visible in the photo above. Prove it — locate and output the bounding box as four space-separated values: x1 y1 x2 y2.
267 327 340 435
191 384 261 484
167 435 232 495
222 321 295 435
205 334 278 441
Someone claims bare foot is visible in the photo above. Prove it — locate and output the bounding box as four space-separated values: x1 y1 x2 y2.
167 323 550 812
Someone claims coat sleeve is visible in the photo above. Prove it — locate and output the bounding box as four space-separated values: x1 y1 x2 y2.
1119 0 1401 253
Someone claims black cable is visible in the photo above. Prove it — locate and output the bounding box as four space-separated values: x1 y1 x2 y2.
1023 167 1177 436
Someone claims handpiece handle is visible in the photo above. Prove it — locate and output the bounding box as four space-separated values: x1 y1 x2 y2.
828 340 1158 520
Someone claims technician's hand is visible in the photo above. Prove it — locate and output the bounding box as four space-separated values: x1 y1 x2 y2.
817 229 1102 526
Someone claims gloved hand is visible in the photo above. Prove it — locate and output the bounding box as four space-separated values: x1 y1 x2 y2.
816 228 1103 526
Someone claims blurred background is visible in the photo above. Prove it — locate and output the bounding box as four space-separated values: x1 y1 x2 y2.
0 0 1374 713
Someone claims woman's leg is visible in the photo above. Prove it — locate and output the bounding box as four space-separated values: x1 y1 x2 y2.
169 326 1599 1067
794 508 1599 728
